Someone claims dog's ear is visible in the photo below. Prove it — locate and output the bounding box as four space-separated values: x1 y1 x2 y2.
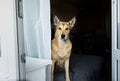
54 15 60 26
68 16 76 29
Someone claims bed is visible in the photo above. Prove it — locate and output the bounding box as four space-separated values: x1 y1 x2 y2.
54 54 104 81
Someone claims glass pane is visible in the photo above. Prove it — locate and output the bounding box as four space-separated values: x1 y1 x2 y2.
23 0 42 58
118 0 120 49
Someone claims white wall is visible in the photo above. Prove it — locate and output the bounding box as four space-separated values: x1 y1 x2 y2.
0 0 19 80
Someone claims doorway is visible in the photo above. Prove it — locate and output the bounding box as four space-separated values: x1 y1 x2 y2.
50 0 111 81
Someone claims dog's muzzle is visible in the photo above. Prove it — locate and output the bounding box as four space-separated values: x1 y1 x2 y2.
61 34 65 39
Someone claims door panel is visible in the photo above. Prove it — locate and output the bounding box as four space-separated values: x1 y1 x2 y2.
17 0 51 81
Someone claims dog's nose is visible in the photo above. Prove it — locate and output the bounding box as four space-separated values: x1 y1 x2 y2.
61 34 65 39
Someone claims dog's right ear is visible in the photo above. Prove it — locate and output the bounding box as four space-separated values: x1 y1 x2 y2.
54 16 60 26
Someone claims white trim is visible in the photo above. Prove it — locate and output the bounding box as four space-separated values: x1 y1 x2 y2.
8 0 19 80
112 0 120 80
112 0 120 57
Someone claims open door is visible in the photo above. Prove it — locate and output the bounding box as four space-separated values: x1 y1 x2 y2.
112 0 120 80
16 0 52 81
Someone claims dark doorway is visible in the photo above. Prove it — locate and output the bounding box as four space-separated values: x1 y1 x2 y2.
51 0 111 81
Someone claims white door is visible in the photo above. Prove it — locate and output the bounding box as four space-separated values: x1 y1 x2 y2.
112 0 120 80
0 0 19 81
17 0 51 81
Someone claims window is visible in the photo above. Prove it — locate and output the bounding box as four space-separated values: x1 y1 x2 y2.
23 0 51 59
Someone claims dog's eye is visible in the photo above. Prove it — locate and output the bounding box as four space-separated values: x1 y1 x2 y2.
65 28 69 30
58 28 61 30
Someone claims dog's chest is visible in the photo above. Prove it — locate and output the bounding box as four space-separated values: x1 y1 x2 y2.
58 41 71 56
52 39 72 59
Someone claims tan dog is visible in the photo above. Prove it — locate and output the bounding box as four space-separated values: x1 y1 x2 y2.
51 16 76 81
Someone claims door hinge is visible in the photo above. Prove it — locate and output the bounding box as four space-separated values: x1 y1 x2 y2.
21 53 26 63
18 0 23 18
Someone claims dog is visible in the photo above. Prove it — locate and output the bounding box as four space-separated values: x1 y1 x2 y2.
51 15 76 81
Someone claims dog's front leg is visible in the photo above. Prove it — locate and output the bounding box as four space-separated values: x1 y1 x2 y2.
65 59 70 81
51 60 55 81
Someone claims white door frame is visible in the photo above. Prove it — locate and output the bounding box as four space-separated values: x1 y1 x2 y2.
15 0 26 80
112 0 120 80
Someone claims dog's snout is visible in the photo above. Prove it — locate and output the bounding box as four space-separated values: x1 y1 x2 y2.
61 34 65 39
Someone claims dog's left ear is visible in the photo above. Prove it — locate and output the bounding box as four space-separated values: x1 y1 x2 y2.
68 16 76 29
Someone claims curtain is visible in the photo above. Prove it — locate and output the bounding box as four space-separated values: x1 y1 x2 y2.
23 0 51 59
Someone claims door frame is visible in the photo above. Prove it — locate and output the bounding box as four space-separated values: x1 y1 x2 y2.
112 0 120 80
15 0 26 80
